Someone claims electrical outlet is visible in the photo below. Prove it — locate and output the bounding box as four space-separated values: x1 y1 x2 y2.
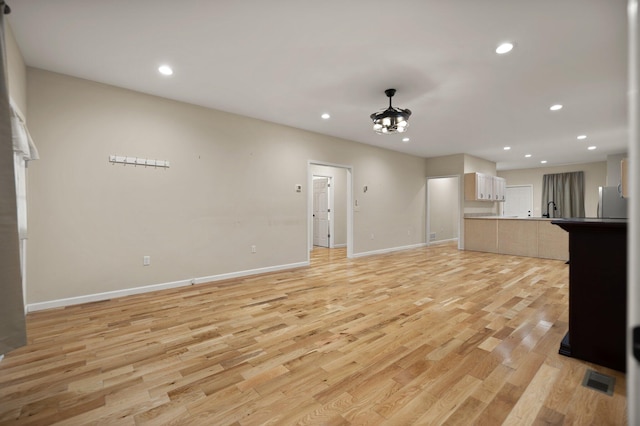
143 255 151 266
370 233 374 240
251 245 257 253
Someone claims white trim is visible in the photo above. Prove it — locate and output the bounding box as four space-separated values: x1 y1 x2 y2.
351 243 427 258
26 261 309 312
307 160 354 259
627 0 639 422
333 243 347 248
428 238 459 246
9 97 26 122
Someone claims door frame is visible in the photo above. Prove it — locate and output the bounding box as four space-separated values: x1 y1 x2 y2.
426 175 462 250
307 160 353 259
312 175 333 248
627 0 638 422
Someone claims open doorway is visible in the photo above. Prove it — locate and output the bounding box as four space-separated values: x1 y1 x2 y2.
426 176 460 247
308 161 353 260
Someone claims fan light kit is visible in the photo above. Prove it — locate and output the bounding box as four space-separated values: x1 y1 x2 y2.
370 89 411 134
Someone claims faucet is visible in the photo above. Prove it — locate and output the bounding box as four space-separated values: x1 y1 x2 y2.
542 201 557 218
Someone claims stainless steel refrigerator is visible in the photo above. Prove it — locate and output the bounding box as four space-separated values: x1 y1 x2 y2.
598 186 628 218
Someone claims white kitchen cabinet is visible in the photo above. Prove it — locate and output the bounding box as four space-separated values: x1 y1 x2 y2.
464 172 505 202
465 172 491 201
493 176 506 201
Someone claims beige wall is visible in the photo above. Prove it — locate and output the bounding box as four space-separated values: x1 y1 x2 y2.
309 164 347 246
498 161 606 217
5 22 26 117
427 176 459 242
463 154 496 175
26 68 427 305
606 153 628 187
425 154 464 177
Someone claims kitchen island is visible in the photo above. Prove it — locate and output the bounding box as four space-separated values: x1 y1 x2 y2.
464 216 568 260
552 218 627 372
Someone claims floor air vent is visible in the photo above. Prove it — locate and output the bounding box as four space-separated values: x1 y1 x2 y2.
582 369 615 396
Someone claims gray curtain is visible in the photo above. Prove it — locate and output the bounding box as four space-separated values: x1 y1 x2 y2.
541 171 585 218
0 3 27 356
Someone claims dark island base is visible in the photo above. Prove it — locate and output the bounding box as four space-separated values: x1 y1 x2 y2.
559 333 572 357
552 218 627 373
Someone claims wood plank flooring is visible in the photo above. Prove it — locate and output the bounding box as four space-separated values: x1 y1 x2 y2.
0 244 627 425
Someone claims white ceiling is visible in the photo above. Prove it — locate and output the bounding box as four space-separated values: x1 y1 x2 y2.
7 0 629 170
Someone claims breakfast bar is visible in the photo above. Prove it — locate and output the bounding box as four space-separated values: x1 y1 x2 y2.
464 216 569 260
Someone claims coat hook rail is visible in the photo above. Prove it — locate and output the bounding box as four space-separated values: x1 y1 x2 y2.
109 155 170 168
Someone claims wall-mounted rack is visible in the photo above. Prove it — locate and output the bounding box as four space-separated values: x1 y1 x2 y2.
109 155 170 168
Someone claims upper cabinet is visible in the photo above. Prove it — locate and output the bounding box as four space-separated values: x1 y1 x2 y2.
621 158 629 198
464 172 506 202
493 176 506 201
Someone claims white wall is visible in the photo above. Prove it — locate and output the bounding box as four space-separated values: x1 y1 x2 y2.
25 68 427 306
498 161 606 217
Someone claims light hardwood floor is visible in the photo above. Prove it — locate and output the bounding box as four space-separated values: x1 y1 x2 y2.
0 245 627 425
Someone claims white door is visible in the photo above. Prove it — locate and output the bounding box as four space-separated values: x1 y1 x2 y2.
503 185 533 217
313 177 330 247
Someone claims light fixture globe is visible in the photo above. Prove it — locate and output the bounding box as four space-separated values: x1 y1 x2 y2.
370 89 411 134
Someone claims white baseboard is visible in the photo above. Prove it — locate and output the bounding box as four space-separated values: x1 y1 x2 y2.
332 243 347 248
26 260 309 312
428 238 458 246
351 242 427 258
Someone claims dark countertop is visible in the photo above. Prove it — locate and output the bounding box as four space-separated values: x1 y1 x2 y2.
551 218 627 230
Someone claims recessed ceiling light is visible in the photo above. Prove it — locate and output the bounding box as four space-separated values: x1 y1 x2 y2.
549 104 563 111
158 65 173 76
577 135 587 140
496 42 514 54
503 146 511 150
402 137 410 142
525 154 532 158
588 146 597 150
541 160 548 164
321 113 330 120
